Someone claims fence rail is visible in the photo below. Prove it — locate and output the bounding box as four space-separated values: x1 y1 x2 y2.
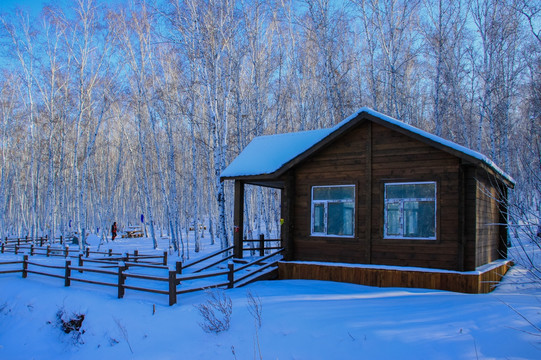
0 248 284 306
242 235 282 257
181 246 234 272
1 242 169 267
2 235 75 247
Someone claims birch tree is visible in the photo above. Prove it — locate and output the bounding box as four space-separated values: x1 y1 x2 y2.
63 0 114 248
352 0 420 121
185 0 240 250
471 0 523 169
1 11 40 240
0 73 18 240
32 7 71 243
113 0 160 248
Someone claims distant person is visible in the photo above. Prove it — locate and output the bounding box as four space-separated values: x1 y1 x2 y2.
111 222 118 241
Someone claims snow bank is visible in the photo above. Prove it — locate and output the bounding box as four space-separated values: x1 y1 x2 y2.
0 267 539 359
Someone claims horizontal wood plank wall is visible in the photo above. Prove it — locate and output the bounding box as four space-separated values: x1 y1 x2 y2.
463 166 478 271
291 121 467 270
278 260 513 294
370 123 462 270
293 123 369 264
475 171 505 267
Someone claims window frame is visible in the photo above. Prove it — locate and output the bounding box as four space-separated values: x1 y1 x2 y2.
383 181 437 240
310 184 356 238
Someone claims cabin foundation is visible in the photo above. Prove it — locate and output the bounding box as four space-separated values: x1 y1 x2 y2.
278 259 513 294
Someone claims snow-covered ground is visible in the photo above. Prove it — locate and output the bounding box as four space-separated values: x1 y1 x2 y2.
0 235 540 360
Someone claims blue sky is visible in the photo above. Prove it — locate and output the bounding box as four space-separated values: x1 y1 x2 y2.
0 0 48 15
0 0 117 17
0 0 132 18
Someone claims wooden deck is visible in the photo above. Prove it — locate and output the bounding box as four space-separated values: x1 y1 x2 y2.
278 259 513 294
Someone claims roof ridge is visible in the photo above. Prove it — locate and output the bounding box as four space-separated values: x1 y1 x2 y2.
221 107 515 186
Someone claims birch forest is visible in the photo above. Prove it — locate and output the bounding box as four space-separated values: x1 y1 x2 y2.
0 0 539 259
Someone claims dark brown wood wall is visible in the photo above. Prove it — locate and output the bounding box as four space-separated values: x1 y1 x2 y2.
463 166 478 271
291 121 464 270
474 171 506 267
292 122 369 264
369 123 461 270
279 260 513 293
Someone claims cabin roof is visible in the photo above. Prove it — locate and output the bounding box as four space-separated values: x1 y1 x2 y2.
220 107 515 187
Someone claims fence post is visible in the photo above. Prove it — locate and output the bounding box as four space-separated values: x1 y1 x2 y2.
134 250 138 263
78 254 83 273
22 255 28 278
259 234 265 257
15 244 18 255
118 264 126 299
109 249 113 257
30 244 34 256
60 236 63 245
65 245 69 258
18 238 21 246
168 270 177 306
85 247 90 258
227 261 235 289
64 260 71 287
39 237 43 247
1 242 4 254
46 245 50 257
176 261 182 274
163 251 168 266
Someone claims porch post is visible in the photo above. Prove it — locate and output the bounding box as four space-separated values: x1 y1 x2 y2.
233 180 245 259
281 171 295 261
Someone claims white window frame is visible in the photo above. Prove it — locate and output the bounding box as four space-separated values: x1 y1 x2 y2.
384 181 437 240
311 185 355 238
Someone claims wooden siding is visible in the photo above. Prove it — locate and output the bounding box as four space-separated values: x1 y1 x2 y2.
370 123 461 270
474 171 507 267
292 122 369 264
462 166 478 271
290 121 464 270
278 260 513 294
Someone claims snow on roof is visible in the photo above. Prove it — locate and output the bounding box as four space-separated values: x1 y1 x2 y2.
220 127 333 178
221 107 515 185
356 108 516 185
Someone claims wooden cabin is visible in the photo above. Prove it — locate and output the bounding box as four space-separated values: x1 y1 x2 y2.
221 108 515 293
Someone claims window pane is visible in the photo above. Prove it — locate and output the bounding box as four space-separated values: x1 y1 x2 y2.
343 203 354 236
404 201 435 238
417 201 435 237
313 203 325 233
313 186 354 201
386 183 435 199
404 201 419 236
386 202 400 235
328 202 354 236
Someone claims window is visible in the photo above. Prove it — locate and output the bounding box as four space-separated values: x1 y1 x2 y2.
311 185 355 237
384 182 436 240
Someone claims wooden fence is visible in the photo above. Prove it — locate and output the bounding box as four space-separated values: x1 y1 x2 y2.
242 235 282 257
2 235 72 247
1 242 168 265
0 248 283 305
